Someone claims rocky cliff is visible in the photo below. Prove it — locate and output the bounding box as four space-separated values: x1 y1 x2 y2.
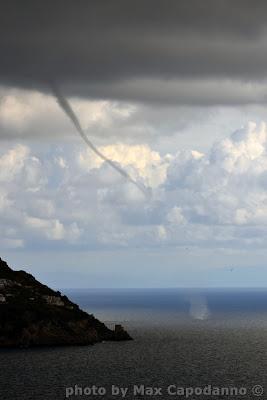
0 258 132 347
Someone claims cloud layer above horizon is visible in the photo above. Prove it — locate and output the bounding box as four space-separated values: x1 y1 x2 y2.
2 0 267 273
1 121 267 251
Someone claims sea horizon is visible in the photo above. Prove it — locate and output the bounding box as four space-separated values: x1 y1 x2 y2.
2 287 267 399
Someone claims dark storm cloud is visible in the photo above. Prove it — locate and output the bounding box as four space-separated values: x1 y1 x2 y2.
1 0 267 104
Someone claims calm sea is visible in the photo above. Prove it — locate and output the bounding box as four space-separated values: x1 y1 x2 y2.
1 288 267 399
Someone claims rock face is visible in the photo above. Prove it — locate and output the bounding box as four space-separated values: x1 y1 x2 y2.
0 258 132 347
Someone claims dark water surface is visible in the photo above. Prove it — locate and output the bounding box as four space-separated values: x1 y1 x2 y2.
1 288 267 399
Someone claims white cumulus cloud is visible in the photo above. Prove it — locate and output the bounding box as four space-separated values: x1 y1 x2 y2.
1 122 267 251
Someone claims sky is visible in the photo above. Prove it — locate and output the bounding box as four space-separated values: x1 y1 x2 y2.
1 1 267 287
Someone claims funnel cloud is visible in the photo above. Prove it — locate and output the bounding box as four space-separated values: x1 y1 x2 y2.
51 85 149 196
